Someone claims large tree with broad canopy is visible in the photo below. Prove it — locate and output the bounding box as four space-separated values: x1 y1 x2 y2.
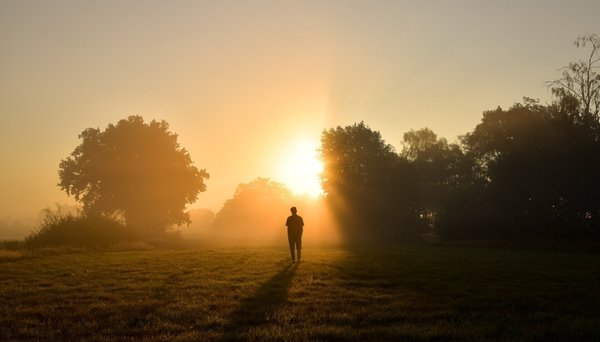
58 115 209 232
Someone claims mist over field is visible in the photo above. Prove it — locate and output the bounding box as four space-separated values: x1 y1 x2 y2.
180 201 339 247
0 217 35 241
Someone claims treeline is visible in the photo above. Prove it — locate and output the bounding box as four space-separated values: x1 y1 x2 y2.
321 99 600 241
321 34 600 242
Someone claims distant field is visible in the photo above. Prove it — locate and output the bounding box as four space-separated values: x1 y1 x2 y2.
1 244 599 340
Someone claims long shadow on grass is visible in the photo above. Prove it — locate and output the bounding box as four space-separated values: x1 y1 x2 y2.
221 262 299 340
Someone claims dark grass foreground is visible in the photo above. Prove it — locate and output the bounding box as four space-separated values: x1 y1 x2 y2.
1 245 599 340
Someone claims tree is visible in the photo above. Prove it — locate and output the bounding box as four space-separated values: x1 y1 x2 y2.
401 128 440 162
457 99 600 238
58 115 209 232
212 178 293 244
320 122 418 241
548 34 600 128
401 128 465 229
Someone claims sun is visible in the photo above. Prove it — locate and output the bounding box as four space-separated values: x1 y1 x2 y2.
276 139 324 197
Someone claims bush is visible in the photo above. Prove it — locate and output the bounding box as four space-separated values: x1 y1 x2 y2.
26 209 132 249
0 240 25 250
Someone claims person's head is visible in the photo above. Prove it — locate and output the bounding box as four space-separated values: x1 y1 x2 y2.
290 207 297 215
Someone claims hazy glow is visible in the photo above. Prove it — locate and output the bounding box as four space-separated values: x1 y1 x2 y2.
277 139 324 197
1 1 600 221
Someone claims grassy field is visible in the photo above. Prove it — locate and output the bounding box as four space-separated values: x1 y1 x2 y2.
1 244 599 341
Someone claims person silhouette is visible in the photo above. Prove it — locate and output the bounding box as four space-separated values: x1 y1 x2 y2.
285 206 304 262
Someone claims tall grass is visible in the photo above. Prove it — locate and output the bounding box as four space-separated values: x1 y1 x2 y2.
0 240 25 250
25 207 132 249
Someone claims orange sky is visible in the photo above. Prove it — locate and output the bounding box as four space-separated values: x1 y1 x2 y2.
1 0 600 219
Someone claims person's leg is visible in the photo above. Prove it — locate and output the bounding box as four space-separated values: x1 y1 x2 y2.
296 229 303 261
287 230 295 261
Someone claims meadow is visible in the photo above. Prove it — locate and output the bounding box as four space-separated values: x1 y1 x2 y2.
1 244 599 341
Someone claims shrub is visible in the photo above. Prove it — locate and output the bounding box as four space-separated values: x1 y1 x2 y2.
26 209 132 248
0 240 25 250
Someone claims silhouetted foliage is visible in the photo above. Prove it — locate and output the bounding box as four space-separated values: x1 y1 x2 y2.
548 34 600 128
323 101 600 241
59 116 209 233
320 122 419 242
438 98 600 239
26 207 131 248
319 35 600 242
401 128 467 230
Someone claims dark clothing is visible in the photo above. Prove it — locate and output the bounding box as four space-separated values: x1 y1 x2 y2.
286 214 304 261
287 227 303 261
286 214 304 230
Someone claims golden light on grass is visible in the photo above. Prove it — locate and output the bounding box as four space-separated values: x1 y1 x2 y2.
276 139 324 198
